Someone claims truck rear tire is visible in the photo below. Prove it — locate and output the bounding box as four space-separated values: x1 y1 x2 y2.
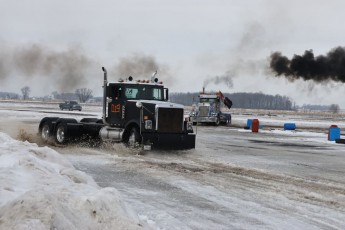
55 122 69 144
40 122 51 142
39 117 60 142
54 119 79 145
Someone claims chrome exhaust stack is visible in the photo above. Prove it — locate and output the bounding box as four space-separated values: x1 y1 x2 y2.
100 67 125 143
102 67 109 125
151 70 158 83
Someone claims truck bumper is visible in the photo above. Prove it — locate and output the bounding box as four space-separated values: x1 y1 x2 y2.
190 116 217 123
143 133 196 150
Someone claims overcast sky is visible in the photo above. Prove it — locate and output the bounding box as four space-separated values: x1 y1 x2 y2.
1 0 345 107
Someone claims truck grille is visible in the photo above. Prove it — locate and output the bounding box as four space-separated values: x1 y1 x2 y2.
198 106 209 116
157 108 183 133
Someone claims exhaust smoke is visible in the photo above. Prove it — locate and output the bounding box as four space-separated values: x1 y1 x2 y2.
203 71 234 89
270 47 345 83
112 54 172 84
0 44 97 92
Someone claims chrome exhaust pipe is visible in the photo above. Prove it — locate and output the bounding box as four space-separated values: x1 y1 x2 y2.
102 67 109 125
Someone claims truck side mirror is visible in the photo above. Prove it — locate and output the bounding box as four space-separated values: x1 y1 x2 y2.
164 88 169 101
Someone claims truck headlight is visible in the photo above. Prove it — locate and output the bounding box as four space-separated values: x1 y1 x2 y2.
186 121 193 131
145 120 152 129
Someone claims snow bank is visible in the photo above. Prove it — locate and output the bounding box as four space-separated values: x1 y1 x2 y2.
0 132 141 230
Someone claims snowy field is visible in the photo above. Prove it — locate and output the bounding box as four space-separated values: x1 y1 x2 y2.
1 101 345 229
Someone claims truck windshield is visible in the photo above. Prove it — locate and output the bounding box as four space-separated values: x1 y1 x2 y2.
200 98 218 103
124 85 163 100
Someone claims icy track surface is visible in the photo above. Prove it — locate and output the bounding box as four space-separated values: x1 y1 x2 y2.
0 101 345 229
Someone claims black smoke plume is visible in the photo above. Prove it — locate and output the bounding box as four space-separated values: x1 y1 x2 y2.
0 44 171 94
0 44 96 92
111 54 172 85
203 71 233 89
270 47 345 83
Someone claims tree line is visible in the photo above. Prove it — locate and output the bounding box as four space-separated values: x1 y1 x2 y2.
301 104 340 113
1 88 340 112
170 92 294 110
0 86 93 102
51 88 93 102
170 92 341 112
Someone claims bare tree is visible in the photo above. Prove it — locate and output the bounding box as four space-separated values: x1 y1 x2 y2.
75 88 93 103
329 104 340 114
21 86 31 100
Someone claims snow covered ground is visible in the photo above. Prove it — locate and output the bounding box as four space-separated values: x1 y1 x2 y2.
0 132 144 229
1 101 345 229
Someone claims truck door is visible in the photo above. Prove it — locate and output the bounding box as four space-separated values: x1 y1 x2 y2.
107 85 123 124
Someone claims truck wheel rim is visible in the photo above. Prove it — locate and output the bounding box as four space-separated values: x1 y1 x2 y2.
56 127 65 143
128 132 136 146
41 125 50 141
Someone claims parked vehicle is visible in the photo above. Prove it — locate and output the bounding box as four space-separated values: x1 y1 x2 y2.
39 67 195 150
59 101 82 111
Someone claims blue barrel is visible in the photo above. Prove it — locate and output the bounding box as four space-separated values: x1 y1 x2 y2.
284 123 296 130
247 119 253 128
329 127 341 141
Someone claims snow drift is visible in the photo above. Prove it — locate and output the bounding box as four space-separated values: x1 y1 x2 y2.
0 132 141 230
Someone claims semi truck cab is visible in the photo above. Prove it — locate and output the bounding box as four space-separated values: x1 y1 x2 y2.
38 67 196 150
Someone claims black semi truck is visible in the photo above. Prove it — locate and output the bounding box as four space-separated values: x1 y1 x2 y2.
38 67 196 150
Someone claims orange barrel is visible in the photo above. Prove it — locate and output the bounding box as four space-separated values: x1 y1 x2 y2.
328 125 338 141
252 119 259 133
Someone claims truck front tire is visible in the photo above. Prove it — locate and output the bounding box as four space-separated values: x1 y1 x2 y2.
214 117 220 126
125 127 141 148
